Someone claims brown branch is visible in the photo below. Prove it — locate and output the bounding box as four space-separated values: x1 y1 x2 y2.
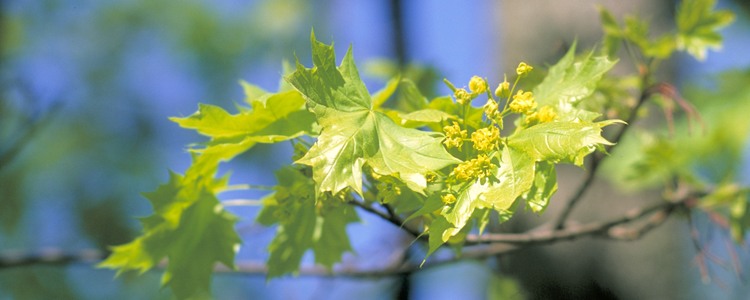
467 194 689 245
2 193 697 278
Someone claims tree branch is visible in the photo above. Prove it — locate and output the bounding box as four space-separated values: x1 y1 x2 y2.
0 248 104 269
466 193 691 246
347 200 422 238
1 192 699 278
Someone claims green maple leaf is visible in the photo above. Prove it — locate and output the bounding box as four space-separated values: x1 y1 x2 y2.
524 162 558 214
533 42 617 122
508 120 623 166
256 167 358 277
676 0 734 61
427 215 453 257
442 147 536 241
171 89 315 173
102 83 316 298
99 172 240 299
287 33 460 196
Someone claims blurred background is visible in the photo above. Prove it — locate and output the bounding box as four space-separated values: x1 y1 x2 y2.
1 0 749 299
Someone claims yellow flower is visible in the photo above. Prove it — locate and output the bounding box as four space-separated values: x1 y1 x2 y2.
474 154 495 180
454 88 471 105
449 154 497 183
495 76 511 98
441 193 457 205
483 99 499 119
471 126 500 152
377 183 401 204
451 161 475 182
509 90 537 115
469 76 488 94
443 121 467 149
526 105 558 124
425 172 438 183
516 62 533 77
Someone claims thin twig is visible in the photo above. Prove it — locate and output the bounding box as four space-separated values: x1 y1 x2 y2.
0 248 104 269
347 200 422 237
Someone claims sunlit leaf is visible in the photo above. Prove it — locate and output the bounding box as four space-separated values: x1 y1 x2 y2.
442 148 536 242
533 42 618 121
524 162 558 214
508 120 623 166
288 33 460 196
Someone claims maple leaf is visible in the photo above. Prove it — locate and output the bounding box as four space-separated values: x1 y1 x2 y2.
440 147 535 242
287 33 460 196
256 167 358 278
676 0 734 61
507 120 624 166
533 42 618 122
99 172 240 299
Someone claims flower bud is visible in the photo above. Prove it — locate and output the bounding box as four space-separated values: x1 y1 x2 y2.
516 62 533 77
454 88 471 105
469 76 488 94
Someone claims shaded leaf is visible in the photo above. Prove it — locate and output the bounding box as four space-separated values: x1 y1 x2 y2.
258 167 358 277
676 0 734 60
99 172 240 299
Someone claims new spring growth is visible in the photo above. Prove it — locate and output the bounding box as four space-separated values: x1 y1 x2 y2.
454 88 471 105
516 62 533 77
376 177 402 204
471 126 500 152
443 121 467 149
495 75 510 98
526 105 558 124
469 76 488 95
509 90 537 115
450 154 496 183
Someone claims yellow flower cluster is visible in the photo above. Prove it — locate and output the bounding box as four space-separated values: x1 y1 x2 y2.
441 193 457 205
454 88 471 105
469 76 488 94
509 90 537 114
443 121 467 149
450 154 496 182
526 105 558 124
516 62 533 77
471 126 500 152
